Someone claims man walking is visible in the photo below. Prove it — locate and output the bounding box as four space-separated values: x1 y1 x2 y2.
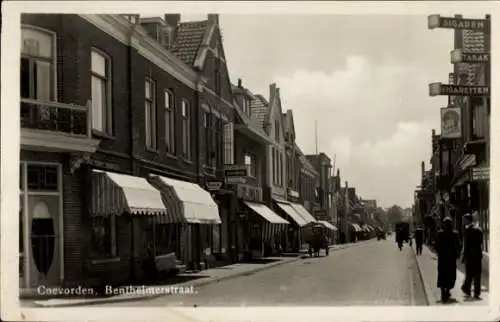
415 227 424 255
461 213 484 299
435 217 461 303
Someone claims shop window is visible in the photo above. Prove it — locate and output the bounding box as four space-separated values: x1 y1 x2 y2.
91 217 117 258
27 164 58 192
155 223 179 256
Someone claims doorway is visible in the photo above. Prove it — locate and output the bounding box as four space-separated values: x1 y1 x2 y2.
20 162 63 288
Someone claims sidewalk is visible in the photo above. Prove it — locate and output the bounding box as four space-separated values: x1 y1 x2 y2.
413 244 489 306
28 240 373 308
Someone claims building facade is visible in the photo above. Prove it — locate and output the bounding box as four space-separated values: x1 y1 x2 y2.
19 13 232 293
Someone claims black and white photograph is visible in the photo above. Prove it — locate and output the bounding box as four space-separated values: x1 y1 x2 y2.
1 1 498 322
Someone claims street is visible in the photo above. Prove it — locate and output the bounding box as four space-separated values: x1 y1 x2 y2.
103 239 427 306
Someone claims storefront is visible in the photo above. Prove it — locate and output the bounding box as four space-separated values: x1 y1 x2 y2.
149 175 222 271
273 198 314 252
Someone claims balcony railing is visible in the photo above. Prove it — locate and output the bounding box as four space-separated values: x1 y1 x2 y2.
21 98 92 138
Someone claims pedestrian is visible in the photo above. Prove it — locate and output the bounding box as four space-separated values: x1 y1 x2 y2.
461 212 484 299
415 227 424 255
435 217 461 303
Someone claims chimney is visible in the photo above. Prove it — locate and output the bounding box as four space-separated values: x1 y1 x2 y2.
164 14 180 27
238 78 242 88
421 161 425 178
276 88 280 98
432 129 436 137
208 14 219 26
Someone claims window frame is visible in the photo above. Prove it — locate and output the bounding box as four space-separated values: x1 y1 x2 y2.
223 122 234 165
145 78 157 150
164 89 175 154
244 152 257 178
181 99 191 160
90 48 113 135
21 25 57 102
90 216 117 259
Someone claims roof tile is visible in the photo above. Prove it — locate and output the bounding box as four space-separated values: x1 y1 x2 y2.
170 21 208 66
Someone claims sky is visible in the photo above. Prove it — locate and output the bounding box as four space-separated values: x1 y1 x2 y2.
182 13 453 208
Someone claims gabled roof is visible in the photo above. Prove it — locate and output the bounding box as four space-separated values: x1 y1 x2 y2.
249 94 269 130
170 20 209 66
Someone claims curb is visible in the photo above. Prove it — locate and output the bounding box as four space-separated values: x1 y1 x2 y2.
411 246 436 306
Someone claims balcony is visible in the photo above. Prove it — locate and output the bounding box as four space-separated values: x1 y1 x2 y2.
21 98 101 153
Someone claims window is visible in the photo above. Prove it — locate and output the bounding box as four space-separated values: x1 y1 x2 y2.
244 153 256 177
91 50 112 133
275 120 280 142
210 114 218 166
145 79 157 149
181 100 191 160
155 223 180 256
279 153 283 186
223 122 234 164
272 148 276 185
27 164 58 192
215 117 223 168
91 217 117 258
164 90 175 153
21 27 55 121
214 60 221 96
203 109 212 166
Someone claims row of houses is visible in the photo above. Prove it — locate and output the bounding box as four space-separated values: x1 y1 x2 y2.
413 15 490 255
20 13 361 293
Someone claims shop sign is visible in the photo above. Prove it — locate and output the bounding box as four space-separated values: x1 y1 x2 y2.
440 107 462 139
225 177 246 184
206 180 224 191
472 167 489 181
429 83 490 97
451 50 490 64
428 15 490 31
224 164 248 177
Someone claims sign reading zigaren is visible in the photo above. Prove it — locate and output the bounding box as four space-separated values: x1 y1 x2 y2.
428 15 490 31
429 83 490 97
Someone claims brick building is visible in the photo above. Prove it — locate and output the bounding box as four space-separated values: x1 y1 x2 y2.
19 14 233 293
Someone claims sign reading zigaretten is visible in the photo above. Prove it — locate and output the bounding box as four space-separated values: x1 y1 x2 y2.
429 83 490 97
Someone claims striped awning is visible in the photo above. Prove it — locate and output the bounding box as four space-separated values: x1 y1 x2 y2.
316 220 338 231
90 170 167 217
349 223 362 232
289 203 317 225
244 202 289 225
150 175 221 224
275 201 309 227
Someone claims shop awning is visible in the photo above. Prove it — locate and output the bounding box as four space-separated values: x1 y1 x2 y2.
289 203 317 225
90 170 167 217
316 220 338 231
244 202 289 225
349 223 362 232
150 175 221 224
275 201 309 227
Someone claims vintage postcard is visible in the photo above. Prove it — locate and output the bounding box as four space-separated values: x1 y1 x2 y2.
1 1 498 321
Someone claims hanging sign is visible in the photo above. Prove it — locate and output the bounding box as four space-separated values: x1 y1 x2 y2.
451 50 490 64
440 107 462 139
428 15 490 31
429 83 490 97
206 180 224 191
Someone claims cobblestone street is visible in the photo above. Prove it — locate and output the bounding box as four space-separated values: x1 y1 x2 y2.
104 239 427 306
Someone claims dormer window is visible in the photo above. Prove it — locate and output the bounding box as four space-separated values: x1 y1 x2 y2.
122 15 139 24
241 98 251 117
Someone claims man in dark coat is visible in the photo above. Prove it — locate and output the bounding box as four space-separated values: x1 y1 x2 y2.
435 217 461 303
414 227 424 255
461 213 484 299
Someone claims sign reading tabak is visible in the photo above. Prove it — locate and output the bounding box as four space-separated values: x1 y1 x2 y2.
428 15 490 31
429 83 490 97
450 49 490 64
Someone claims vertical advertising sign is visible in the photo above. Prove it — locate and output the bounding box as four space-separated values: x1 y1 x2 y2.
441 107 462 139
